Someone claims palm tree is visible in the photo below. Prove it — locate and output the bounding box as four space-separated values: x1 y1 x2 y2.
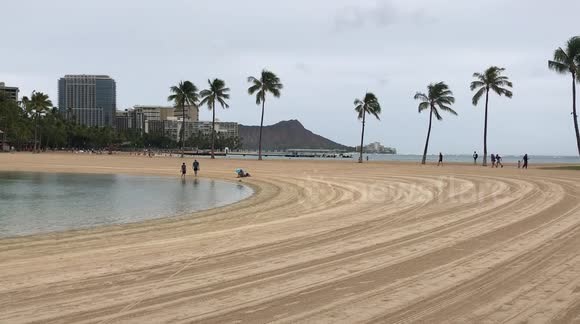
168 81 199 157
354 93 381 163
470 66 513 166
200 79 230 159
414 82 457 165
548 36 580 156
247 69 283 160
28 91 53 153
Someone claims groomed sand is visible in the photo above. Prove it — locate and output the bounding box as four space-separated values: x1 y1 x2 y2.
1 153 580 323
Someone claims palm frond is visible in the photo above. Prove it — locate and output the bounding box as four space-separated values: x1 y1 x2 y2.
414 92 428 102
418 101 429 112
270 88 281 98
199 89 212 97
548 60 569 74
491 85 513 98
199 97 210 107
438 104 458 116
433 108 443 121
217 97 230 109
472 87 486 105
470 80 485 91
247 84 261 95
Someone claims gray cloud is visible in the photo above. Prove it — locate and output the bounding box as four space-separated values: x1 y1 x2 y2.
333 0 435 32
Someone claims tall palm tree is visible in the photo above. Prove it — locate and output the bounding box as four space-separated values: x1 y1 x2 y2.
414 82 457 165
28 91 53 153
354 93 381 163
168 81 199 157
548 36 580 156
470 66 513 166
247 69 283 160
200 79 230 159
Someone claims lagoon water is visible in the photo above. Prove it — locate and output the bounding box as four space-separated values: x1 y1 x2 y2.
0 172 253 238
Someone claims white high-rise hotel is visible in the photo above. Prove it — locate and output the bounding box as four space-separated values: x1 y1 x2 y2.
58 75 116 127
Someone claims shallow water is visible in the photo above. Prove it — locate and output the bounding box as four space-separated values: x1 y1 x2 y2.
0 172 252 238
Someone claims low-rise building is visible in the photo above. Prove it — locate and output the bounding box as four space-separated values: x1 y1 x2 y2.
0 82 19 101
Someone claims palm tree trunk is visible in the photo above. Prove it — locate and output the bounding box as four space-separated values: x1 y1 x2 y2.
181 103 185 157
34 115 38 153
483 89 489 166
211 101 215 159
359 111 366 163
258 99 265 161
572 72 580 156
421 108 433 165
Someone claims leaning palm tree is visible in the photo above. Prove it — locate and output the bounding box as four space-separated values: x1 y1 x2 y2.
168 81 199 157
414 82 457 165
200 79 230 159
548 36 580 156
354 93 381 163
247 69 283 160
28 91 53 153
470 66 513 166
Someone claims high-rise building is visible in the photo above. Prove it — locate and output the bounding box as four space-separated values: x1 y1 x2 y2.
0 82 19 101
58 75 116 127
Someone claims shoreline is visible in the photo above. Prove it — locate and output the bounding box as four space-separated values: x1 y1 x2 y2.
2 153 580 323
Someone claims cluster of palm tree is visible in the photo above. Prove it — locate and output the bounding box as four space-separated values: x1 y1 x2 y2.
355 36 580 164
354 71 508 166
169 69 283 160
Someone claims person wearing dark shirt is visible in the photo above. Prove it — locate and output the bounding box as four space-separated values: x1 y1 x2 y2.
523 154 529 169
437 152 443 166
193 160 200 177
180 163 187 178
496 154 504 168
473 151 478 165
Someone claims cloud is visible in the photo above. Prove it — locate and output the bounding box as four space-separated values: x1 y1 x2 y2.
295 63 312 74
333 0 435 32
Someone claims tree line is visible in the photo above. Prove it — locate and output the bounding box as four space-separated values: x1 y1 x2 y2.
0 95 241 152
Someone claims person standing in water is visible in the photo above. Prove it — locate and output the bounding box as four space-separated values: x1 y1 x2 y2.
473 151 478 165
438 152 443 166
522 154 529 169
193 160 200 177
180 163 187 178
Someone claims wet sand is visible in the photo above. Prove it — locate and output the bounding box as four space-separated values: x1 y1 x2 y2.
1 153 580 323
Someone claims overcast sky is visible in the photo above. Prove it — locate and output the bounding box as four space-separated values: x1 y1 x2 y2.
2 0 580 155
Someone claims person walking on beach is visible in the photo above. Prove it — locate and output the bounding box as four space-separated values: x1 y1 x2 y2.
496 154 504 168
490 154 496 168
518 160 521 169
180 163 187 178
438 152 443 166
193 160 200 177
522 154 529 169
473 151 478 165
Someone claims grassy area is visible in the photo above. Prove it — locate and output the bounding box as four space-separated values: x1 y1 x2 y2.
541 165 580 171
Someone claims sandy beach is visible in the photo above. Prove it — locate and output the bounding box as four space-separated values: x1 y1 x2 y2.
1 153 580 323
